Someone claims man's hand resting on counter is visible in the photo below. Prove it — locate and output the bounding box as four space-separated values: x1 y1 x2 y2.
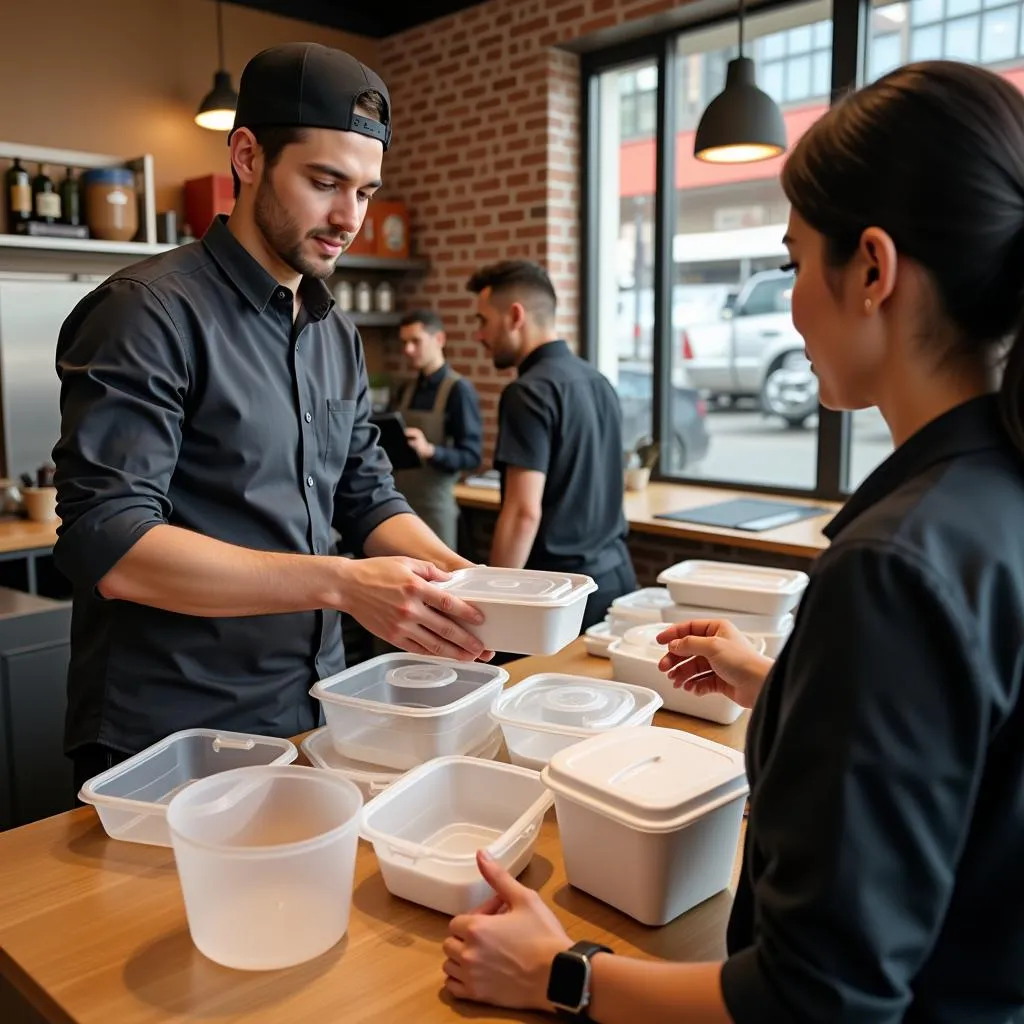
657 618 774 709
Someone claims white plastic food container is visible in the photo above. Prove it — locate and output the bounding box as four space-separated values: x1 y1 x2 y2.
311 654 508 770
607 587 675 634
432 567 597 655
583 620 615 658
609 623 764 725
657 560 808 617
77 728 297 847
300 726 503 802
360 755 553 916
489 674 663 770
542 726 748 926
167 765 362 970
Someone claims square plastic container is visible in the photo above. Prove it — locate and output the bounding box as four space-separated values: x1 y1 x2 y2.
490 673 663 770
77 729 298 847
300 726 503 802
360 756 553 915
583 620 615 658
310 654 509 770
542 726 748 926
431 567 597 655
657 560 808 617
608 623 762 725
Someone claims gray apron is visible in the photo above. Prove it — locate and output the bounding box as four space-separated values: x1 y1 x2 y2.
393 369 462 550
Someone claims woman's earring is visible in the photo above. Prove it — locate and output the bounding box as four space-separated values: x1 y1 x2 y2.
864 298 872 313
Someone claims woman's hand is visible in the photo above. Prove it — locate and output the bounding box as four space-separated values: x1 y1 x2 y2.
442 850 573 1011
656 619 774 709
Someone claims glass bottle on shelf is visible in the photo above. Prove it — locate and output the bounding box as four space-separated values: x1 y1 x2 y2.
31 164 61 224
60 167 81 226
374 281 395 313
355 280 373 314
333 279 353 311
4 158 32 231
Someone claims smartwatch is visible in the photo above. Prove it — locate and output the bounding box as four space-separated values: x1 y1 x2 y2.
547 940 613 1018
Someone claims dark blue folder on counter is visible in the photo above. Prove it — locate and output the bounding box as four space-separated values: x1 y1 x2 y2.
654 498 828 532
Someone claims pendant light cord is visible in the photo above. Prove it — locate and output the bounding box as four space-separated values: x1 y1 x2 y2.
216 1 226 70
738 0 745 56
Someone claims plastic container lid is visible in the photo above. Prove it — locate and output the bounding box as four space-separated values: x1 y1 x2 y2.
81 167 135 186
618 623 670 659
491 675 647 732
384 664 459 689
541 726 748 833
439 567 574 603
658 561 808 597
611 588 674 613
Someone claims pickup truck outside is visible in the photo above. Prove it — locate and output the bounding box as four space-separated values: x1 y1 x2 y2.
679 268 819 428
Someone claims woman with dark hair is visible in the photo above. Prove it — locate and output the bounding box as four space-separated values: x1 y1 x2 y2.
440 60 1024 1024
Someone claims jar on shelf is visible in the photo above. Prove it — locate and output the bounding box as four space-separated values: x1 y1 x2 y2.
354 281 373 314
374 281 395 313
333 279 353 312
82 167 138 242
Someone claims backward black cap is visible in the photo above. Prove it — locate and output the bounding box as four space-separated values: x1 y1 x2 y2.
231 42 392 149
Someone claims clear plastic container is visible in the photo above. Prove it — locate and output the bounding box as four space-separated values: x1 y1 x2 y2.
77 728 297 847
167 765 362 970
542 726 748 925
432 567 597 655
583 620 615 658
657 560 809 617
300 725 503 802
490 673 663 770
608 624 764 725
310 654 508 770
607 587 675 633
360 755 553 915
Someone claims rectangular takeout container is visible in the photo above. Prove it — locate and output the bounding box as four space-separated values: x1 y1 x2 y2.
310 654 508 770
77 728 297 847
431 567 597 655
657 560 808 617
360 756 553 916
542 726 749 926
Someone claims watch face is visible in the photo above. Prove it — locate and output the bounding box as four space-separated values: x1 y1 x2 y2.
547 952 589 1011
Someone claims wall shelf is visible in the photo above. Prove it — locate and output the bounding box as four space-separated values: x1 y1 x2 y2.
334 255 429 273
0 233 174 258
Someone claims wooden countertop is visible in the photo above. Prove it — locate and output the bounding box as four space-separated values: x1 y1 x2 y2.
0 518 59 555
455 481 836 560
0 641 748 1024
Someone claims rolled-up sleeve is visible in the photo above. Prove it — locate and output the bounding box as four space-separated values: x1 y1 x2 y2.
722 542 987 1024
332 338 412 552
53 279 190 591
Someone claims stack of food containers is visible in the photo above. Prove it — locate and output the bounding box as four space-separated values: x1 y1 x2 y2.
657 558 808 657
583 586 674 658
542 726 749 925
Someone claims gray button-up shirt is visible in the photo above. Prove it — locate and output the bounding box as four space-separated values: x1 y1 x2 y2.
53 216 411 756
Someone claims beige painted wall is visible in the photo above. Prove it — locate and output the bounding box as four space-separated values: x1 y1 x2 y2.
1 0 379 214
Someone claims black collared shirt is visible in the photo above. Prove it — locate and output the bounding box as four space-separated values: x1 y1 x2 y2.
493 340 629 576
722 395 1024 1024
53 216 412 756
400 363 483 472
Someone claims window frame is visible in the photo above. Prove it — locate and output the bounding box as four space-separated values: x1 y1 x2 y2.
579 0 868 501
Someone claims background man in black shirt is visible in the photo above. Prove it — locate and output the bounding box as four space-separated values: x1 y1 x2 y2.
54 44 489 791
467 260 637 630
390 309 483 549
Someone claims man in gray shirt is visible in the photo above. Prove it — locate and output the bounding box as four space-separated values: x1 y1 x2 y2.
53 43 487 790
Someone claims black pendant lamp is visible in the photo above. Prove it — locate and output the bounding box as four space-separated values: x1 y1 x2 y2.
694 0 787 164
195 1 238 131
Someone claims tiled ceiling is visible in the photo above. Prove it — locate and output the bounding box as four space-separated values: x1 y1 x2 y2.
225 0 491 38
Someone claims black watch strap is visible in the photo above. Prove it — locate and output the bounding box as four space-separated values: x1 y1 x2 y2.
552 941 613 1020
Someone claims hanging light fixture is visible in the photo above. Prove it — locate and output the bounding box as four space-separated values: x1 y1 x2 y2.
693 0 787 164
194 1 238 131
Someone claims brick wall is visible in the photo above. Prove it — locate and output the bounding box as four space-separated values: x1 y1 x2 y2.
377 0 689 463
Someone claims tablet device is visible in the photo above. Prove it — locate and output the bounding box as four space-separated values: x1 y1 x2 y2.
371 411 423 471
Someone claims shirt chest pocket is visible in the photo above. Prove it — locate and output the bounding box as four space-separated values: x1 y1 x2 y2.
321 398 356 472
